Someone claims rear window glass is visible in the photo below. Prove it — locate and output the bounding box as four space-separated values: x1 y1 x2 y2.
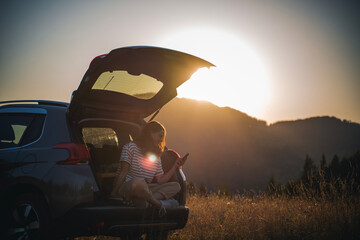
0 113 45 149
82 128 119 148
92 70 163 99
82 128 121 173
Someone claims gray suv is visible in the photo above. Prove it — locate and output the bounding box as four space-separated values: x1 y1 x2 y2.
0 46 214 240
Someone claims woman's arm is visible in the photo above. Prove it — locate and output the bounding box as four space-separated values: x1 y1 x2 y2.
111 161 130 195
154 157 182 184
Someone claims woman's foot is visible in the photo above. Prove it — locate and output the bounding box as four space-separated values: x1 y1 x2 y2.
159 199 179 209
158 199 179 216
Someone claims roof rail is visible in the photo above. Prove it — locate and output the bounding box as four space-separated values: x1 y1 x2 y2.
0 100 69 107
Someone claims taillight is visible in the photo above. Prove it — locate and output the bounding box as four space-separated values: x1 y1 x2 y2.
54 143 90 165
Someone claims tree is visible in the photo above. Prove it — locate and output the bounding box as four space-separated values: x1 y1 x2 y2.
318 154 327 179
329 155 340 178
301 155 315 185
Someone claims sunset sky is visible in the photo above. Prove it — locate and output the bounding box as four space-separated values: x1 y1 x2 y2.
1 0 359 124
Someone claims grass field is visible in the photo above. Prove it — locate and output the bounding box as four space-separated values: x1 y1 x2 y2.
75 192 360 240
167 193 360 240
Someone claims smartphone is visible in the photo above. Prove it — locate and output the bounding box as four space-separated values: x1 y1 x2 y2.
177 153 189 168
182 153 189 161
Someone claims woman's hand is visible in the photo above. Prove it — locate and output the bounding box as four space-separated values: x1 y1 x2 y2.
176 153 189 167
155 153 189 184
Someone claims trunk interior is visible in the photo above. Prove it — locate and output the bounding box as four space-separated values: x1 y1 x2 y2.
78 119 186 206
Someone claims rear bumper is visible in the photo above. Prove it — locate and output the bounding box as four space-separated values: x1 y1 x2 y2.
53 204 189 237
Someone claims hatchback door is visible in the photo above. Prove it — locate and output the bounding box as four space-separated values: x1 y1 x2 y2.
69 46 214 123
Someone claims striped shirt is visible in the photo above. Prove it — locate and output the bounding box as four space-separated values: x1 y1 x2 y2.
117 142 164 183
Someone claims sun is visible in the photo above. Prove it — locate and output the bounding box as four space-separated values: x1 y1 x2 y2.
158 27 271 118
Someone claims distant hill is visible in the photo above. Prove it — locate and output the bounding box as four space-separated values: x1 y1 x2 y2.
155 98 360 190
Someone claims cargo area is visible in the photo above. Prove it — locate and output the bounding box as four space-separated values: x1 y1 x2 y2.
79 120 186 205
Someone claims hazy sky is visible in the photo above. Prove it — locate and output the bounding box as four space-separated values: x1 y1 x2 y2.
1 0 359 124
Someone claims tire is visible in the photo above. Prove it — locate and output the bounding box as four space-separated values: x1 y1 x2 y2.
146 230 168 240
5 193 49 240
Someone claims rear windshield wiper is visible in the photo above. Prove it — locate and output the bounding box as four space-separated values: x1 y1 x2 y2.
148 108 161 122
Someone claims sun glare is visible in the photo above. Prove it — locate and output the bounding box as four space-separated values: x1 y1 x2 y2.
159 28 271 117
147 153 157 163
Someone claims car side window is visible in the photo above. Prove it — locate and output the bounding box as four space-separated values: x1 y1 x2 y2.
0 113 45 149
21 115 46 146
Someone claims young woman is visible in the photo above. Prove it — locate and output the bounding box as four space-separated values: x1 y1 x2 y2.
111 121 186 213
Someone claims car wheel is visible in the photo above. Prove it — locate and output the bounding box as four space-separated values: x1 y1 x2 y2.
6 193 49 240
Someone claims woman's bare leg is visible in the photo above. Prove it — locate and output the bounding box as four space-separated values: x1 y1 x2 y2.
130 179 162 208
149 182 181 200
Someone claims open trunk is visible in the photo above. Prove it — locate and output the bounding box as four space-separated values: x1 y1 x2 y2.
66 46 212 206
68 46 214 125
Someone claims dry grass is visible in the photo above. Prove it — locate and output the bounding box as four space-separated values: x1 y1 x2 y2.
168 193 360 240
75 193 360 240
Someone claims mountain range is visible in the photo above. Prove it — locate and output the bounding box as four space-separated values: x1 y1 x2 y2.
155 98 360 190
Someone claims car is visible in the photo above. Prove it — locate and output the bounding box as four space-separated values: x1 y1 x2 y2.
0 46 214 240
